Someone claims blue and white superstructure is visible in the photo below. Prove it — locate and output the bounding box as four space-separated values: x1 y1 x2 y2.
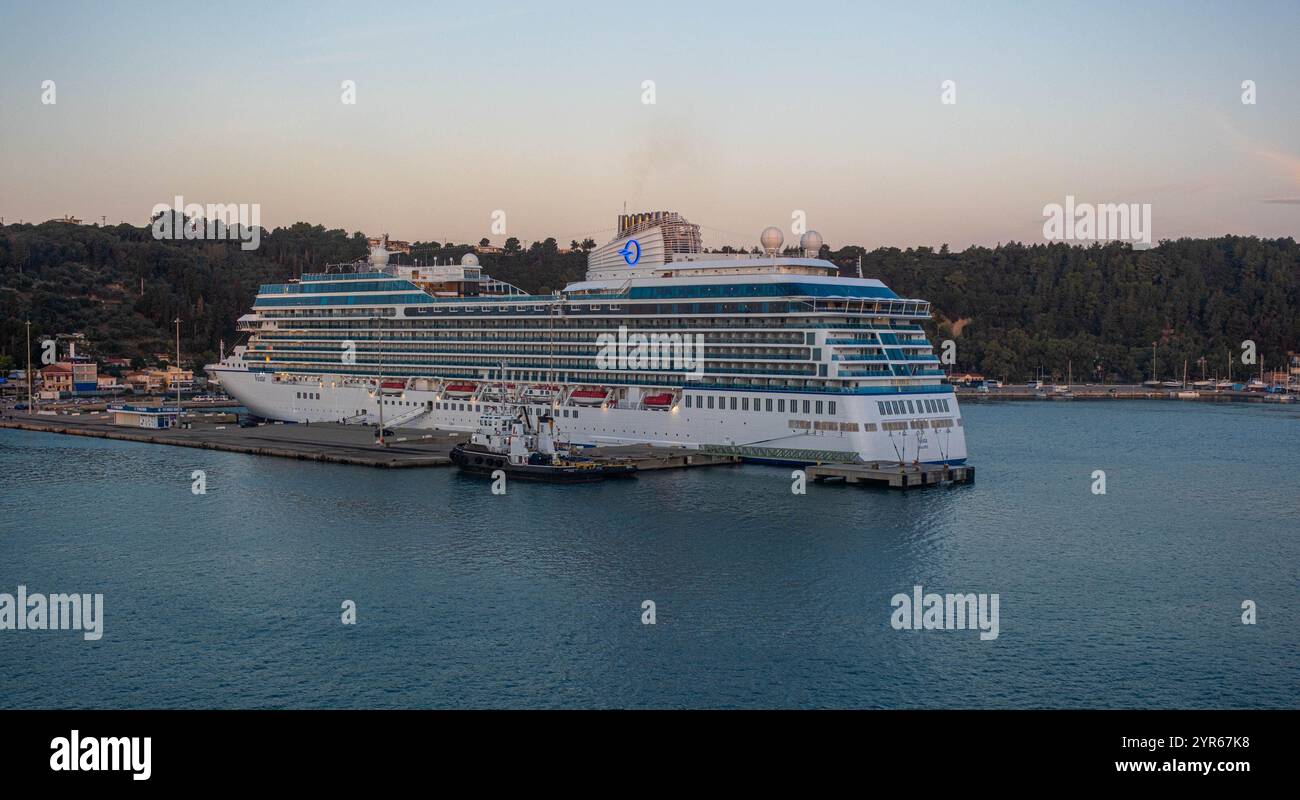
206 213 967 464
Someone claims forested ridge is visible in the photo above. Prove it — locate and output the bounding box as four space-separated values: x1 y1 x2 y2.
1 220 1295 383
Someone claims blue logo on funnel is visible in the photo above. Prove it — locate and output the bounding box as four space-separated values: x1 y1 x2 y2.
619 239 641 266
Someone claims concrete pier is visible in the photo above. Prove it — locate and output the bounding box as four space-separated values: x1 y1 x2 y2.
0 412 452 467
0 412 741 472
805 461 974 490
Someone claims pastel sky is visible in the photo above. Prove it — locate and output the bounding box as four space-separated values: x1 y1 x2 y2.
2 0 1298 250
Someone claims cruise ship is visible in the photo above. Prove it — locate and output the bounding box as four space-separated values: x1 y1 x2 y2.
206 212 967 465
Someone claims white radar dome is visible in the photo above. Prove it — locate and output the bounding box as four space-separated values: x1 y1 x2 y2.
799 230 823 256
760 226 784 254
461 253 480 267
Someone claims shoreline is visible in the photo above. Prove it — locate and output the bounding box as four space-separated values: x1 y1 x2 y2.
954 386 1295 403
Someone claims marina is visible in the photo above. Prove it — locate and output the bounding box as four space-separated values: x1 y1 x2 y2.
955 384 1296 403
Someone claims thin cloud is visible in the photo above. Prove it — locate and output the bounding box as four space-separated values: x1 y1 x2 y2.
1253 149 1300 184
1212 111 1300 185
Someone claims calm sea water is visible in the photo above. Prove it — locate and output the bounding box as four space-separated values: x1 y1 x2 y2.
1 401 1296 709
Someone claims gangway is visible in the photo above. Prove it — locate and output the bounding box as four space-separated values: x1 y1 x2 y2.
383 404 430 428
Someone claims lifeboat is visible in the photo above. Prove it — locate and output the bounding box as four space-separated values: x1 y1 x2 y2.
643 392 674 408
570 388 608 406
523 384 559 401
379 380 406 394
443 382 477 398
481 383 513 399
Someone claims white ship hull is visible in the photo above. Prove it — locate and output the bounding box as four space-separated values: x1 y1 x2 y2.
212 365 968 465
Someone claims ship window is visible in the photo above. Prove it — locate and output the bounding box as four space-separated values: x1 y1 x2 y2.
573 410 579 418
777 399 785 412
765 398 773 412
815 401 823 415
942 399 951 412
729 397 737 410
906 400 915 414
802 400 811 414
742 398 749 411
828 401 836 415
877 401 886 415
707 397 714 409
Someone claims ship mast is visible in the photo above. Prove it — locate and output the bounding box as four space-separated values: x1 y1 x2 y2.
26 320 34 411
174 317 183 413
377 313 385 446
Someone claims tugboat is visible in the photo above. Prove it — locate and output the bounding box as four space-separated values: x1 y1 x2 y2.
450 407 636 483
